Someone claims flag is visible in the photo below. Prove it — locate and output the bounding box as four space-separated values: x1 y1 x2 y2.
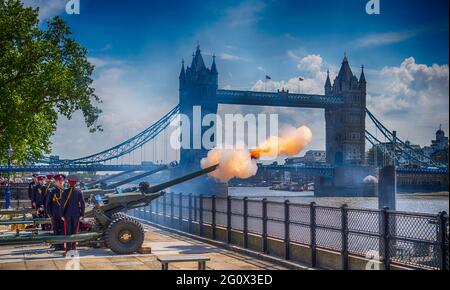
299 77 304 81
265 75 272 80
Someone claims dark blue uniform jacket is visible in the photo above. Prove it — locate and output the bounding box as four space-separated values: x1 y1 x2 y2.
46 187 64 218
28 181 36 200
61 187 85 218
32 184 47 209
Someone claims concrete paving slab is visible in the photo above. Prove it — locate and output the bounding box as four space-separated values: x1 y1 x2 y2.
0 224 295 270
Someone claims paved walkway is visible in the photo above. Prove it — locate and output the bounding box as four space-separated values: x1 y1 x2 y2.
0 225 290 270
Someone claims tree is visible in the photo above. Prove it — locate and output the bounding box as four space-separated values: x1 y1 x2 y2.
0 0 102 164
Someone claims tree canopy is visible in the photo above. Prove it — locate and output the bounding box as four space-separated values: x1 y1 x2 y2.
0 0 102 164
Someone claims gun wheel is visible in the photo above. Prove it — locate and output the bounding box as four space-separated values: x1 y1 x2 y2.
111 212 128 220
105 216 144 254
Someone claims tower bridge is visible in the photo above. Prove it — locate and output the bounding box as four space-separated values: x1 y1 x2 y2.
2 44 447 196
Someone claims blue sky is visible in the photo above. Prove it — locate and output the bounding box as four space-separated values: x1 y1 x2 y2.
22 0 449 162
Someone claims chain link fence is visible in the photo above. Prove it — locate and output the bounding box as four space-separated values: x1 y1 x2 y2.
131 192 449 270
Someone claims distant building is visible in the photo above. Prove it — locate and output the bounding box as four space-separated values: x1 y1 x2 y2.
431 125 449 152
366 125 449 166
430 125 449 163
285 150 326 165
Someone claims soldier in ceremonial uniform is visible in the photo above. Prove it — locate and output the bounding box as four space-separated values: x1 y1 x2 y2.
61 179 85 252
32 176 47 218
28 173 38 205
39 175 55 231
46 174 66 251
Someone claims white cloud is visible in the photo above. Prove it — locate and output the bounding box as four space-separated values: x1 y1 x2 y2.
353 31 418 48
248 54 449 148
218 53 249 62
21 0 66 20
297 54 323 74
367 57 449 144
251 54 335 95
50 57 176 160
88 57 124 69
225 0 266 28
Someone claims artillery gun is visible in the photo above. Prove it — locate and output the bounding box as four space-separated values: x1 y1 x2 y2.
0 164 218 254
0 162 178 216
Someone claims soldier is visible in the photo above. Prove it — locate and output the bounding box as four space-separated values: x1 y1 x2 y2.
61 179 85 253
28 173 38 205
45 175 54 195
46 174 66 251
32 176 47 217
40 175 54 231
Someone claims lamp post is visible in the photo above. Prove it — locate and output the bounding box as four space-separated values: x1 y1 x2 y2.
5 146 13 209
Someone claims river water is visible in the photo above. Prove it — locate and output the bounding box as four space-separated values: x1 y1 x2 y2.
229 187 449 215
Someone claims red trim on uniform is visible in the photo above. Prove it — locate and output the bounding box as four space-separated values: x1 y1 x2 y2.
63 217 67 252
74 217 81 250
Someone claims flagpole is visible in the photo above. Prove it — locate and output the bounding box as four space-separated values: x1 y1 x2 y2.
264 70 267 92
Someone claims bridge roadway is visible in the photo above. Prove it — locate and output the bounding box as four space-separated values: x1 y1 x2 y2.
217 89 344 108
1 163 448 176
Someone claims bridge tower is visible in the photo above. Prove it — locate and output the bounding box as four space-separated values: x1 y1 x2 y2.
317 56 375 197
325 55 367 166
179 44 218 166
176 44 226 194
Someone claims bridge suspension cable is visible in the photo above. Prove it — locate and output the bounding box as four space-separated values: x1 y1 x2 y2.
42 105 180 165
365 108 446 168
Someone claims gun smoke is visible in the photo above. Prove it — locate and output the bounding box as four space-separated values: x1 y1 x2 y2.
201 125 313 182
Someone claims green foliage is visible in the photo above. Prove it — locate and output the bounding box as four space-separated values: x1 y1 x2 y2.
0 0 102 164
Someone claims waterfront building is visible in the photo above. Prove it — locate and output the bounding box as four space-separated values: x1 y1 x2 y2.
285 150 326 165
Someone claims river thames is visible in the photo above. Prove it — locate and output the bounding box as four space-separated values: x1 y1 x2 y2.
229 187 449 214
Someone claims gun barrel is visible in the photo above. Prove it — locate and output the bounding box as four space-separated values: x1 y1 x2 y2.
86 169 137 188
145 164 219 193
106 165 168 189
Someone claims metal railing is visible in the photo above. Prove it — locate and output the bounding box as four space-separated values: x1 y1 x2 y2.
0 185 29 208
130 193 449 270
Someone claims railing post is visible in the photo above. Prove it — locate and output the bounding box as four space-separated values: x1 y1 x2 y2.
341 204 349 270
199 195 204 237
243 197 249 249
284 200 290 260
179 193 183 230
227 196 232 244
194 195 198 222
163 194 167 225
262 198 268 254
170 192 175 227
211 195 217 240
310 202 317 267
438 211 448 271
149 201 153 221
188 193 193 234
155 197 160 223
382 207 391 270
